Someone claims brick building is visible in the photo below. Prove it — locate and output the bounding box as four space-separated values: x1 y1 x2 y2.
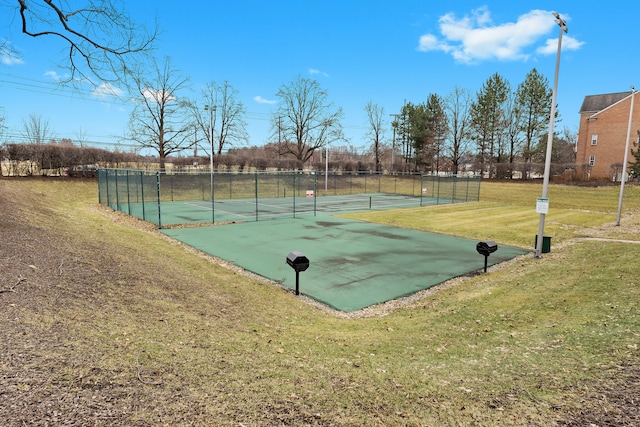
576 91 640 180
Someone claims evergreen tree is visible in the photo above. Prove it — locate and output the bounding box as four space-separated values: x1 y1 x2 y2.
516 68 554 170
423 94 449 174
470 72 510 177
405 102 428 171
395 103 414 170
629 131 640 179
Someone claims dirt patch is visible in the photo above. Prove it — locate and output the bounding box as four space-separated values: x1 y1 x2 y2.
557 363 640 426
0 180 160 425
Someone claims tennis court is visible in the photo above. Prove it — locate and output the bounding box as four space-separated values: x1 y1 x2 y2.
100 168 524 311
155 192 439 224
161 213 528 312
98 169 481 228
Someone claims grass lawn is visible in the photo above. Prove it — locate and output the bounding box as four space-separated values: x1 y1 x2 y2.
1 178 638 426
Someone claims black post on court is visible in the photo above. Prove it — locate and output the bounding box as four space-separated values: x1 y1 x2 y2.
476 240 498 273
286 251 310 295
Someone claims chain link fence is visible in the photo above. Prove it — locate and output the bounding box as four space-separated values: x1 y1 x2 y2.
98 169 481 228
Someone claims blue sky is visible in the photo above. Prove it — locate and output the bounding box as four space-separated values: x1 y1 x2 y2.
1 1 637 153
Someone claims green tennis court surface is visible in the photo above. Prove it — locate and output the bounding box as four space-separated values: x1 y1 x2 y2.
128 193 446 226
161 214 528 312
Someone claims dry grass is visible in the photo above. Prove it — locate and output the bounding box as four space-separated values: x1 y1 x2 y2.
1 177 638 426
343 181 640 247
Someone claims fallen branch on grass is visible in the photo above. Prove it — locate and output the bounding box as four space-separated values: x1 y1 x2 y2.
136 353 163 386
0 277 26 293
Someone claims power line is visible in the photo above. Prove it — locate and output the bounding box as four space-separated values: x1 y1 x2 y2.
1 71 378 143
0 73 132 107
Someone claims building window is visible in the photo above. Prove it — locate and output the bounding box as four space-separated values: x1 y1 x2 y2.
591 134 598 145
589 155 596 166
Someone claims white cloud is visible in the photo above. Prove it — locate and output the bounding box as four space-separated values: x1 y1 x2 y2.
418 34 452 54
92 82 124 98
142 88 175 103
1 54 23 65
1 39 23 65
254 95 276 104
536 35 585 55
44 70 65 81
417 7 583 63
309 68 329 77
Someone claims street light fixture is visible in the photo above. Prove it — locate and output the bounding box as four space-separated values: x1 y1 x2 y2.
535 12 567 258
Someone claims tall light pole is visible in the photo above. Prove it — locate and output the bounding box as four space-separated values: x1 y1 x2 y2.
205 104 216 221
390 113 399 174
616 87 636 226
204 105 216 189
535 12 567 258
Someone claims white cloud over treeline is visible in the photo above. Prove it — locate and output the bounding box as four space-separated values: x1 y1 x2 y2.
418 7 584 63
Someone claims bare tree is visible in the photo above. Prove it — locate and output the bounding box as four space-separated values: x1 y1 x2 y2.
75 127 88 147
0 107 6 140
126 57 193 170
444 86 472 174
0 107 5 176
4 0 156 82
22 113 53 144
271 75 345 169
193 81 249 160
364 101 386 172
501 90 523 178
21 113 55 175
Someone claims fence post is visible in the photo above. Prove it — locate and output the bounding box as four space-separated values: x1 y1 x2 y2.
451 175 457 202
126 170 132 215
140 171 146 221
115 169 120 211
173 175 176 202
255 171 259 222
104 169 110 208
211 171 215 224
412 173 416 196
156 171 162 229
333 171 336 195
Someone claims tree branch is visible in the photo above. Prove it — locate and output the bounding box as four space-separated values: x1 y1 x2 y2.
0 277 26 293
17 0 156 82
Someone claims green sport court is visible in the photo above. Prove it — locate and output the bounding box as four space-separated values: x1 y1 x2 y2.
99 169 526 311
161 213 528 312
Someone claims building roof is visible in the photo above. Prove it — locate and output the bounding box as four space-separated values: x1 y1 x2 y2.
579 91 632 114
